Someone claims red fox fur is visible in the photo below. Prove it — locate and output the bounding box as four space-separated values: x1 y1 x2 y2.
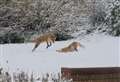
32 33 56 52
56 42 84 53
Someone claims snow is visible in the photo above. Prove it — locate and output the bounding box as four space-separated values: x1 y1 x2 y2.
0 34 120 74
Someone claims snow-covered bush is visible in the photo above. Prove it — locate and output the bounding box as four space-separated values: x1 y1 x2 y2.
0 0 119 43
95 0 120 36
106 0 120 36
55 32 73 41
0 68 73 82
89 10 106 27
0 69 11 82
0 32 24 44
0 0 88 43
89 0 106 27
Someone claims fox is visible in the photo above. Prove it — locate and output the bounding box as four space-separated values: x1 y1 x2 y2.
32 33 56 52
56 42 84 53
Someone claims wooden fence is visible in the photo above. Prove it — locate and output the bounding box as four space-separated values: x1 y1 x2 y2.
61 67 120 82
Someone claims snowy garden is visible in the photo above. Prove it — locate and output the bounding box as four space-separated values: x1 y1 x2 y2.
0 0 120 82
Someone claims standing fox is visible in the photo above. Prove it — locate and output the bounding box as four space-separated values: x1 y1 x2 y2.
32 33 56 52
56 42 84 53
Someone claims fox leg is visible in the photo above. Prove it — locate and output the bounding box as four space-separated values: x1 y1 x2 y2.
46 41 52 48
46 39 53 48
74 48 78 52
46 41 50 48
52 38 55 43
32 43 40 52
49 41 52 46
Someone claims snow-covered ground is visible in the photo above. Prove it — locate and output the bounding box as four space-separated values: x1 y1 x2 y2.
0 34 120 74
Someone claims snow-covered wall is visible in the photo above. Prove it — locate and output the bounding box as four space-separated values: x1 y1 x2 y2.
1 34 119 74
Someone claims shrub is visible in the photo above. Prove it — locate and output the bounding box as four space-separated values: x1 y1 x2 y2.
0 32 25 44
89 11 106 27
54 32 73 41
108 4 120 36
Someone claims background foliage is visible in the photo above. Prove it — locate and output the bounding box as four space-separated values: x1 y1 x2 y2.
0 0 119 43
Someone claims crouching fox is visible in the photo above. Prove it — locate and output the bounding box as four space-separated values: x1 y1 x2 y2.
32 33 56 52
56 42 84 53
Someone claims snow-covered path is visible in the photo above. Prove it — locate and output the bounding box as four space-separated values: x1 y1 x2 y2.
0 35 119 73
